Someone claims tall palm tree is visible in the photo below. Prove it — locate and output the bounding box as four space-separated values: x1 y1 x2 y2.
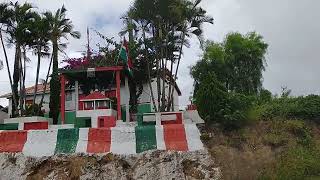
0 2 17 114
6 2 35 116
125 0 213 111
167 0 213 110
44 5 80 124
30 14 50 115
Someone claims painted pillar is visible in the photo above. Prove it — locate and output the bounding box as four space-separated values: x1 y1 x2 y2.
60 74 65 124
75 81 79 112
125 77 130 122
116 70 121 120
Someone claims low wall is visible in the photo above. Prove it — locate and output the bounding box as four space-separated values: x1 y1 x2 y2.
0 124 203 157
3 116 53 124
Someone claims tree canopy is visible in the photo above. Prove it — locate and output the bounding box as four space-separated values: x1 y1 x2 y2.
192 32 268 95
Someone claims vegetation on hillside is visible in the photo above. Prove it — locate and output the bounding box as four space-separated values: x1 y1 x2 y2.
192 32 320 179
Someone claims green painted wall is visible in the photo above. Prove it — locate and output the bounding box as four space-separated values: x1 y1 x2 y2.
137 104 152 113
0 123 19 130
55 128 79 154
135 125 157 153
45 111 91 128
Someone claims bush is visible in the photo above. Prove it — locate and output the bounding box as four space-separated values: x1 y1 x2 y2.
195 73 228 124
253 95 320 123
25 104 44 117
261 145 320 180
195 73 254 130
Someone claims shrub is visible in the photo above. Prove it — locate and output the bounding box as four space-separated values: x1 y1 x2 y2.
195 73 254 130
195 73 228 124
263 145 320 180
253 95 320 123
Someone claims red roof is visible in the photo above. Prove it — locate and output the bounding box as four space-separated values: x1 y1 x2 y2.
0 84 50 98
81 91 107 100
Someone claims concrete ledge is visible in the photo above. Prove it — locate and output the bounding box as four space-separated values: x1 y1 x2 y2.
49 124 75 130
4 116 53 124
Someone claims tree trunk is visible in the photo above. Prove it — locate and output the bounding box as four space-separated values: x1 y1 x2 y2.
142 26 157 112
32 45 41 115
49 39 60 124
0 31 17 117
153 26 161 112
22 47 27 112
19 51 23 115
39 56 53 114
161 25 169 111
168 31 186 111
166 26 175 111
12 42 21 117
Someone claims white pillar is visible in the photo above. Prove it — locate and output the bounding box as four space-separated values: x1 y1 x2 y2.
75 81 79 112
125 77 130 123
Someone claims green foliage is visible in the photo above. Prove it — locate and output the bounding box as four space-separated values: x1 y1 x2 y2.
25 104 44 117
253 95 320 123
192 32 268 96
46 5 80 124
261 144 320 180
194 73 228 122
259 119 319 179
195 73 254 129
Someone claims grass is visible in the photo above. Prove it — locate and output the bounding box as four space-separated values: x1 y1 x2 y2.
203 119 320 180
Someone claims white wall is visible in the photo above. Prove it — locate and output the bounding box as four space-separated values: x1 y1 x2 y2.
65 91 76 111
148 78 180 111
76 109 117 128
5 79 181 117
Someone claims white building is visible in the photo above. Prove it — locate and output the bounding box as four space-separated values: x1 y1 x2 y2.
0 78 181 127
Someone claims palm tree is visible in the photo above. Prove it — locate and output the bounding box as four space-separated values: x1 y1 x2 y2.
125 0 213 111
0 2 17 115
44 5 80 124
167 0 213 110
6 2 35 116
30 14 50 115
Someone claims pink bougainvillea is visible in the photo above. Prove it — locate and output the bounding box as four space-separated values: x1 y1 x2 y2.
62 54 118 70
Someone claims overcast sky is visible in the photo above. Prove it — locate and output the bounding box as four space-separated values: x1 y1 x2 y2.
0 0 319 107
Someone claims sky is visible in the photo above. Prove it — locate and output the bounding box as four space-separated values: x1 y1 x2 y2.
0 0 319 108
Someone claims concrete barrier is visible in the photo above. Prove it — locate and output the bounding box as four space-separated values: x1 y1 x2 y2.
110 126 136 155
87 128 112 153
0 124 204 156
183 110 205 124
76 128 89 153
0 131 27 152
22 130 57 157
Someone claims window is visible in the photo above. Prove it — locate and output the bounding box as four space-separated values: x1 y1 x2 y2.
95 100 110 109
84 101 94 110
66 92 72 101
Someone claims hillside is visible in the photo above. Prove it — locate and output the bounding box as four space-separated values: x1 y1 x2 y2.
201 120 320 179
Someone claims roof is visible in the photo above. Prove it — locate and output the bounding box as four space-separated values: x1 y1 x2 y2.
0 84 50 98
80 91 108 101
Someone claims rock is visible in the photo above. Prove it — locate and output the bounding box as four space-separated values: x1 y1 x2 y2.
0 150 221 180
